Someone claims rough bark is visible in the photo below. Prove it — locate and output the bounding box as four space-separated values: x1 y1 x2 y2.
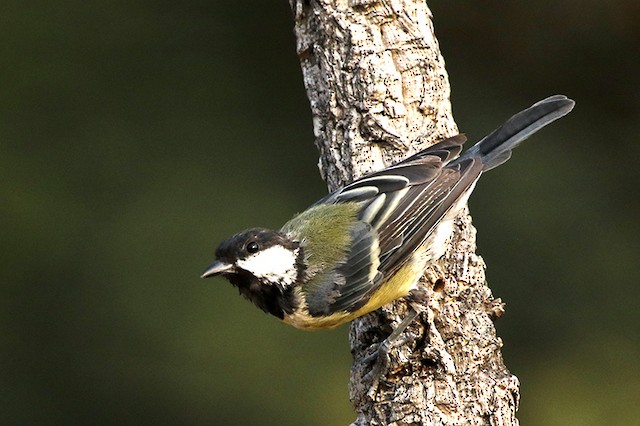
289 1 519 424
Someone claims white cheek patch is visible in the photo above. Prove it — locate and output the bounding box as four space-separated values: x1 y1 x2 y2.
236 245 299 286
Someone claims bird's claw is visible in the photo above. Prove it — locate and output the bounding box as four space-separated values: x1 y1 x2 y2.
361 306 424 397
362 341 392 397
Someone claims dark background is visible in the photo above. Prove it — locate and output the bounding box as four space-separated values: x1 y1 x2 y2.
2 1 638 424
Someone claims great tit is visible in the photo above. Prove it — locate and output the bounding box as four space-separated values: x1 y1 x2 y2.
202 95 574 330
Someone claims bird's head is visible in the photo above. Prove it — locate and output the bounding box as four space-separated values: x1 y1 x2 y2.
201 228 304 290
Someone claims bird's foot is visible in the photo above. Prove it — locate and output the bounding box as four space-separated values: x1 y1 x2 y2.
362 307 421 397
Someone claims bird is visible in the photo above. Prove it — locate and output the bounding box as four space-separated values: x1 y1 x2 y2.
201 95 574 332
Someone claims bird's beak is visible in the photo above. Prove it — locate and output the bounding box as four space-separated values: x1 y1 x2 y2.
201 261 235 278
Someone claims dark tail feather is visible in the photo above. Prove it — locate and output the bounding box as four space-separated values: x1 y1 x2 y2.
459 95 575 171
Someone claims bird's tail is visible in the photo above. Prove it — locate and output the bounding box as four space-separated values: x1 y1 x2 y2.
458 95 575 171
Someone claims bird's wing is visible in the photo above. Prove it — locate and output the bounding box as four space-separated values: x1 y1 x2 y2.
303 135 483 315
303 96 575 316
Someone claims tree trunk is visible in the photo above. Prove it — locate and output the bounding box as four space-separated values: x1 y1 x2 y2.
289 1 520 424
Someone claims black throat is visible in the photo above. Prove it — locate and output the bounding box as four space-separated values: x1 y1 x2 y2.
228 270 299 319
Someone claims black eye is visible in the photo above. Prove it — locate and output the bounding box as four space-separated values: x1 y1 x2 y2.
246 241 260 254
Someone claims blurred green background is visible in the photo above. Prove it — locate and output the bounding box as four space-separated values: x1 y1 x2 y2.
1 1 638 424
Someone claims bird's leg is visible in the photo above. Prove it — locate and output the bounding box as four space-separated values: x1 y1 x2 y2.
363 291 430 395
373 306 420 364
364 289 431 361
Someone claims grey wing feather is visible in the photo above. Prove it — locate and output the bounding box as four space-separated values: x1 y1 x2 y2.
335 186 379 202
313 135 467 207
328 223 384 312
304 222 382 316
377 158 482 275
313 136 470 315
